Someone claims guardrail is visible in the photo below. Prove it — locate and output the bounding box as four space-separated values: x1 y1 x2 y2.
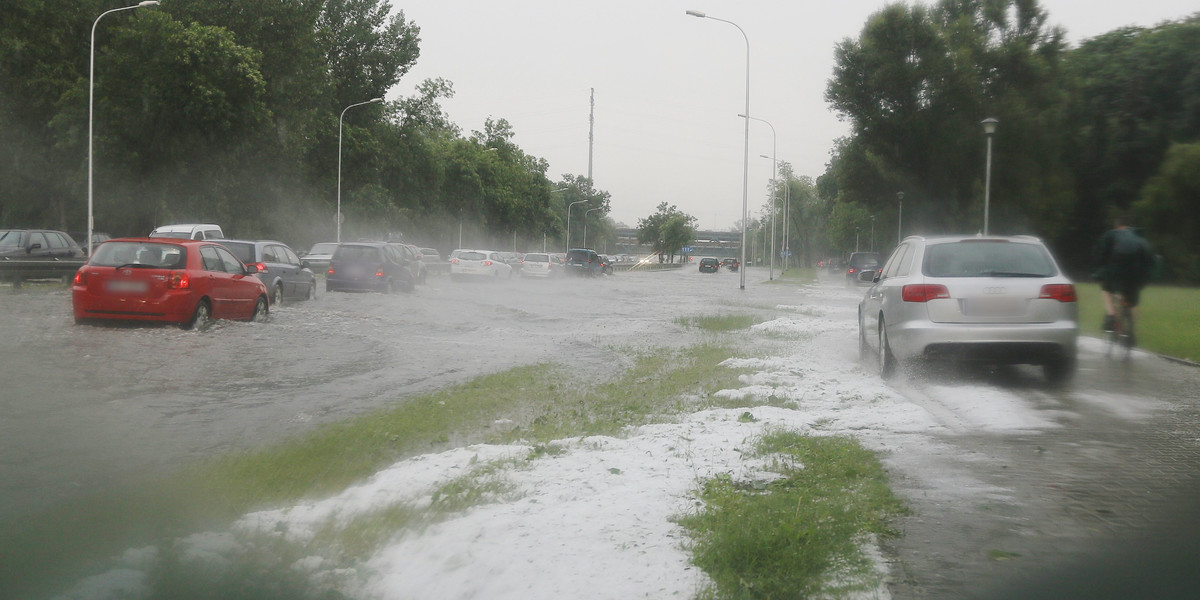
0 257 86 287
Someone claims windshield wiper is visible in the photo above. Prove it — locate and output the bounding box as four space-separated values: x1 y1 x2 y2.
983 271 1045 278
112 263 155 270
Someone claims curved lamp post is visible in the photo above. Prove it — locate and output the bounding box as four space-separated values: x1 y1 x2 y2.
761 154 791 273
583 207 602 249
565 199 587 252
337 97 383 243
742 115 776 280
687 9 750 290
981 117 998 236
89 0 159 256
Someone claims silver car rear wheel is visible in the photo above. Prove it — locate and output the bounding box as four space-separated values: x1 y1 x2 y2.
879 320 897 380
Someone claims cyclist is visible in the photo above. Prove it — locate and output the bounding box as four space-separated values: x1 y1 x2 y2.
1092 214 1155 336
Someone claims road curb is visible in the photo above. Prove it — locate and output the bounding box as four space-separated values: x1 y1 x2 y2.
1157 353 1200 368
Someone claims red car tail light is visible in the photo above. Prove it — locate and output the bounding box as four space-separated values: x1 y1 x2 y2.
848 267 857 274
902 284 950 302
450 258 459 264
483 260 493 266
167 271 190 289
1039 284 1077 303
73 269 87 285
248 262 266 273
375 269 385 277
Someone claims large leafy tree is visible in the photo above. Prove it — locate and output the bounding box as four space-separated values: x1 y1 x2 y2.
825 0 1071 240
1134 142 1200 282
1060 16 1200 269
637 202 697 262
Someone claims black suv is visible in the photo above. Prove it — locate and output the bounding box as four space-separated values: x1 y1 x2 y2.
216 239 317 305
565 248 610 276
326 242 417 293
698 257 720 273
845 252 881 286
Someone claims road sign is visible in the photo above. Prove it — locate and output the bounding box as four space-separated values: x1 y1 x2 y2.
682 246 694 253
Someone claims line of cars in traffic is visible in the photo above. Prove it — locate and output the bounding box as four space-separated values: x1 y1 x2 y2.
698 257 739 273
65 224 445 329
61 222 623 329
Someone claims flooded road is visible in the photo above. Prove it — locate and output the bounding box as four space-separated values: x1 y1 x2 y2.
5 266 1200 599
1 266 792 519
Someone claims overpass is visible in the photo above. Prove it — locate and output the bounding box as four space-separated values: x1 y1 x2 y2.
612 228 742 260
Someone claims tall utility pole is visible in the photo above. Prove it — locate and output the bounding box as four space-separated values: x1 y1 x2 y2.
588 88 595 183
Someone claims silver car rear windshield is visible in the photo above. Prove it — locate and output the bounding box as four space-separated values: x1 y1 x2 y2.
91 241 185 268
923 241 1056 278
458 251 487 261
525 253 549 262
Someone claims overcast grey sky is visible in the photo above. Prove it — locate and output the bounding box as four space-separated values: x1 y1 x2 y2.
389 1 1197 231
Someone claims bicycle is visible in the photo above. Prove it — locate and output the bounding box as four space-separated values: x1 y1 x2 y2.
1105 291 1135 360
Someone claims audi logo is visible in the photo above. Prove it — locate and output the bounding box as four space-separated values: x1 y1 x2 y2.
983 287 1006 295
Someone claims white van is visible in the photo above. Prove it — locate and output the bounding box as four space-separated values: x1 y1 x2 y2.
148 224 224 240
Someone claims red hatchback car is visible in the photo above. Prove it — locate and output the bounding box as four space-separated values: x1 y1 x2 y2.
72 238 270 329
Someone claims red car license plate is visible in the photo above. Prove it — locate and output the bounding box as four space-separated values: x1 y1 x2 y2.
107 280 148 293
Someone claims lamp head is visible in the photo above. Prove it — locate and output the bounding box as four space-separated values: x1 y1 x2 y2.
370 97 384 103
138 1 160 7
897 191 904 200
981 117 999 135
686 9 706 18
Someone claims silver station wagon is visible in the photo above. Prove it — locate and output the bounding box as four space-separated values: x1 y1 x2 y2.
858 235 1079 384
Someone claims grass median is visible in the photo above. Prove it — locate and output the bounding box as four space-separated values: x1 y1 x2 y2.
1074 282 1200 362
5 319 902 598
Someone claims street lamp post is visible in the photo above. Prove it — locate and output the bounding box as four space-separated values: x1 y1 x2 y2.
583 207 601 248
566 199 587 253
687 9 750 290
757 152 790 277
89 0 159 256
870 216 875 252
337 97 383 243
981 117 998 236
897 191 904 244
743 116 776 280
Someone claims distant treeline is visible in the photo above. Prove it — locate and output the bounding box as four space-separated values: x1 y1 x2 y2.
809 1 1200 281
0 0 614 254
3 1 1198 277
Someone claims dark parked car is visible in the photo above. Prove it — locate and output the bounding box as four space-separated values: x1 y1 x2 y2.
390 243 428 284
1 229 85 283
565 248 608 276
846 252 881 286
698 257 720 273
0 229 84 259
418 247 442 264
326 242 416 293
300 242 338 274
71 238 269 329
215 239 317 305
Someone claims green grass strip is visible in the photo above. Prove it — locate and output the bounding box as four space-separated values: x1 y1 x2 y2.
1 344 746 598
675 314 766 332
677 431 904 599
1075 282 1200 362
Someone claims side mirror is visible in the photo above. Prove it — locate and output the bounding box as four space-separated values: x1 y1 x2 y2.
27 243 43 253
301 260 310 269
859 269 876 283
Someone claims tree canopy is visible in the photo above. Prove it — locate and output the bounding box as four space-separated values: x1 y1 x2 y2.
637 202 697 262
